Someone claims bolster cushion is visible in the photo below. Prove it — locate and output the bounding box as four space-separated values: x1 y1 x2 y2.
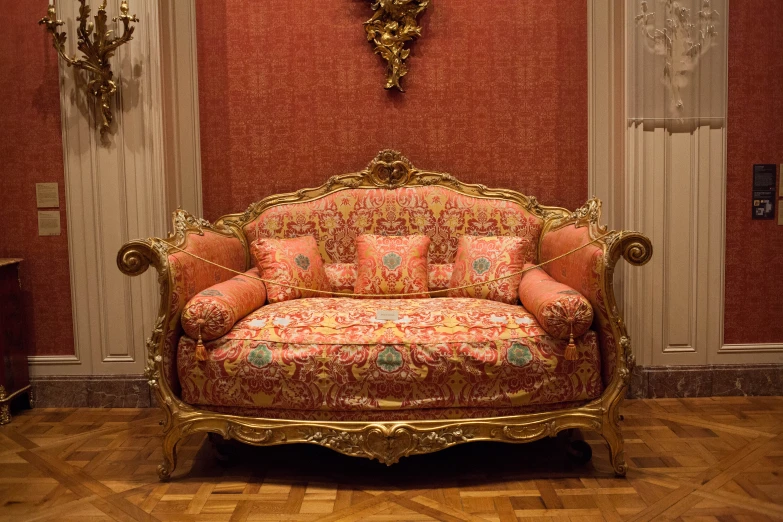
182 268 267 341
518 264 593 340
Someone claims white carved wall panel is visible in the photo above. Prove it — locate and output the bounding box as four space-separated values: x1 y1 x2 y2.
623 0 728 366
30 0 201 376
620 0 780 364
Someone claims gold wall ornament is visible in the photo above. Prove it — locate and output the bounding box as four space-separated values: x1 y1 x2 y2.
365 0 429 92
39 0 139 135
635 0 719 114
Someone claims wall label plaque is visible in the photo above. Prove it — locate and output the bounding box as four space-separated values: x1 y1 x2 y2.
38 211 61 236
752 164 777 220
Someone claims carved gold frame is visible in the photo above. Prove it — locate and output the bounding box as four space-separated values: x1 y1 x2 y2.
118 150 652 481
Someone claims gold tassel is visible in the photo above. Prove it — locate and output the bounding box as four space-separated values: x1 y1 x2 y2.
564 323 578 361
195 319 208 362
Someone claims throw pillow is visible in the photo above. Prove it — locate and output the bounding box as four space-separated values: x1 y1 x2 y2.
428 263 454 293
324 263 358 295
448 236 525 304
354 234 431 298
251 236 330 303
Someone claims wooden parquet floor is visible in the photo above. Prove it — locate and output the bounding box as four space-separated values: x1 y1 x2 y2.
1 398 782 522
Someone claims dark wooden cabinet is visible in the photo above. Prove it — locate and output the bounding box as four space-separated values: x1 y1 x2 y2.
0 259 30 424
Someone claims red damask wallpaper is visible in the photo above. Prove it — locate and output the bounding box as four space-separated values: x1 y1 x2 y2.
0 1 74 356
196 0 588 221
724 1 783 344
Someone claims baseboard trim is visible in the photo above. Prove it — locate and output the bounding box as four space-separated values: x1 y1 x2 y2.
719 343 783 353
628 364 783 399
27 355 81 365
30 375 152 408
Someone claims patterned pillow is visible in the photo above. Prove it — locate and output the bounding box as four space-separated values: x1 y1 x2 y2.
428 263 454 293
324 263 358 295
518 264 593 340
182 268 267 341
251 236 331 303
354 234 431 298
448 236 526 304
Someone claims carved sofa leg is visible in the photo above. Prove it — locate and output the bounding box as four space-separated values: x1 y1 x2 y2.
601 416 627 476
159 428 182 481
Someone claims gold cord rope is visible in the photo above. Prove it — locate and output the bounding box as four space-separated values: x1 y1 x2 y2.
167 232 613 299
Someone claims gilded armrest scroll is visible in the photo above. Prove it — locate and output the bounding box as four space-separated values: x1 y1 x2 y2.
607 231 653 268
538 199 652 393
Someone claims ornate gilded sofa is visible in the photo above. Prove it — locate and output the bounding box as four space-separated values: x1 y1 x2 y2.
117 150 651 480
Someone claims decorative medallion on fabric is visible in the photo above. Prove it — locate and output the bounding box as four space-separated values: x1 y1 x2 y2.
181 268 267 341
518 264 594 340
177 297 604 411
354 234 430 298
448 236 526 304
244 186 542 265
251 236 330 303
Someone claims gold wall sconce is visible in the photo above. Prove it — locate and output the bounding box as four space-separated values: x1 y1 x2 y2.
39 0 139 134
365 0 429 92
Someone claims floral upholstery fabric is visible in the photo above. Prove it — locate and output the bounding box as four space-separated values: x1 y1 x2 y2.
177 297 604 412
181 268 267 341
354 234 430 298
243 186 542 265
428 263 454 293
448 236 526 304
324 263 357 295
325 262 455 294
539 224 615 386
518 264 593 340
251 236 331 303
167 231 248 395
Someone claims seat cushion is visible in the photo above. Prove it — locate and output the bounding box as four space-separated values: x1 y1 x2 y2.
177 298 604 412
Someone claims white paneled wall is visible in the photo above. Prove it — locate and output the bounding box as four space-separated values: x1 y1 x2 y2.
591 0 782 366
624 123 727 365
30 0 201 376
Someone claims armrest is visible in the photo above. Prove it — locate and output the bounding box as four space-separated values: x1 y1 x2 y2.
538 202 652 391
117 209 247 398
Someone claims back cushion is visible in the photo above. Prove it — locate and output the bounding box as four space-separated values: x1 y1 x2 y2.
244 186 543 265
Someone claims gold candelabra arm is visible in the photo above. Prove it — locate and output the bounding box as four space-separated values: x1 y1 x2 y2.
107 1 139 57
39 0 139 135
39 6 81 68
